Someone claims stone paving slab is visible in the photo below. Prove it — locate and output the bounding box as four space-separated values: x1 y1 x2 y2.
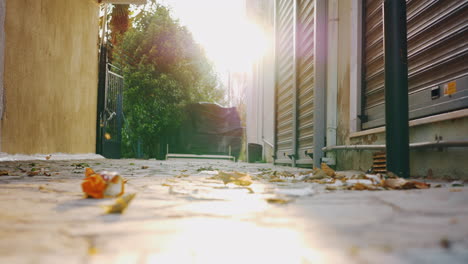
0 159 467 263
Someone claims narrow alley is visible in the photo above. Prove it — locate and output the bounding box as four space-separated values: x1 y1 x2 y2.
0 158 467 263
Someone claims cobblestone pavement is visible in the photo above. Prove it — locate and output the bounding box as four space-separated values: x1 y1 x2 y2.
0 158 467 264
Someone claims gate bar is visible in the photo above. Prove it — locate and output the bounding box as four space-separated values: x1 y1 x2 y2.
383 0 410 178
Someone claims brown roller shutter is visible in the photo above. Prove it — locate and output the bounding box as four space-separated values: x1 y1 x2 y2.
275 0 295 164
362 0 468 129
296 0 315 165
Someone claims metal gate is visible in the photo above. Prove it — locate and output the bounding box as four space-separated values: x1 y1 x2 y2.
296 0 315 165
101 64 124 158
362 0 468 129
275 0 296 165
274 0 316 166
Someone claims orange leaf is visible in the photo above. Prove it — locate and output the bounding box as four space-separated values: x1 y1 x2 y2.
85 168 96 178
82 174 107 199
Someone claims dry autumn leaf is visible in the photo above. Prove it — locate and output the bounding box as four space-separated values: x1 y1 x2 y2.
245 187 255 194
27 171 39 177
103 193 136 214
412 181 430 189
216 171 253 186
383 178 407 189
269 178 286 183
0 170 9 176
321 163 336 177
266 198 292 204
82 168 125 199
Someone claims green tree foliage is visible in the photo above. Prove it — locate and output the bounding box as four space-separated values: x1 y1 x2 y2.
113 4 224 158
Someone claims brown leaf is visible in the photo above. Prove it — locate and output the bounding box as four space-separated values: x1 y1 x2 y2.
349 183 380 191
321 163 336 177
440 237 451 249
0 170 9 176
308 169 329 180
351 183 369 191
27 171 39 177
383 178 407 189
411 181 430 189
141 166 149 169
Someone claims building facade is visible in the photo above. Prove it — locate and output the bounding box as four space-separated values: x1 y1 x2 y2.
246 0 468 178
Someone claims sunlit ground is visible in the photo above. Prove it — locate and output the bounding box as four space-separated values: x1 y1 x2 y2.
2 160 467 263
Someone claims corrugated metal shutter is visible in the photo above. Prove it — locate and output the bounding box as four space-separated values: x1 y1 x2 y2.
296 0 315 165
275 0 295 164
362 0 468 129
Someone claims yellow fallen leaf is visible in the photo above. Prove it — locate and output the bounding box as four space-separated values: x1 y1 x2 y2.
103 193 136 214
216 171 253 186
269 178 286 183
325 185 339 191
349 245 360 256
88 247 99 255
162 183 172 187
266 198 292 204
245 187 254 194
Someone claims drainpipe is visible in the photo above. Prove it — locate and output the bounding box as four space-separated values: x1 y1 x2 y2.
273 0 278 165
326 0 338 166
313 0 327 168
0 0 5 121
383 0 409 178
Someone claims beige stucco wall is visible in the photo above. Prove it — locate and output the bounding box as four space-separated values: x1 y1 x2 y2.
1 0 99 154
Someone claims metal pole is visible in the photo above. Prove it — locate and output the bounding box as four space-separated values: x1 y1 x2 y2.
273 0 278 165
383 0 409 178
291 0 298 167
313 0 327 168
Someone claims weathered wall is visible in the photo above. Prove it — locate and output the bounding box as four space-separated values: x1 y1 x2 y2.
344 117 468 179
336 0 351 147
2 0 99 154
245 0 275 163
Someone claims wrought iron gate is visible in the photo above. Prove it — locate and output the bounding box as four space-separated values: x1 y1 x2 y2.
100 64 124 158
